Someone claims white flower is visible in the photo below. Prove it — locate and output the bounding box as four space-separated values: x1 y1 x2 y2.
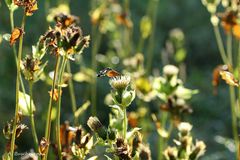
163 65 179 77
178 122 192 134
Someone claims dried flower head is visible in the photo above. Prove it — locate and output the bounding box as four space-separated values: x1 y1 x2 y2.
109 75 131 91
20 56 42 81
54 13 79 28
138 144 152 160
16 124 28 138
3 122 12 140
220 10 236 30
14 0 38 16
39 137 49 156
39 13 90 58
220 70 239 87
48 89 62 101
115 138 131 160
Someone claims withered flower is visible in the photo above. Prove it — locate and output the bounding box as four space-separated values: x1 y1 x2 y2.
40 14 90 58
10 27 24 46
218 10 240 39
60 121 75 153
16 124 28 138
39 137 49 156
14 0 38 16
131 131 142 157
48 89 62 101
115 138 131 160
138 144 152 160
220 10 237 33
54 13 79 28
220 70 239 87
212 65 229 95
3 120 28 140
20 56 41 81
3 122 12 140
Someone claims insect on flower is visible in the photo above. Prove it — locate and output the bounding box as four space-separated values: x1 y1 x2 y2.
96 67 121 78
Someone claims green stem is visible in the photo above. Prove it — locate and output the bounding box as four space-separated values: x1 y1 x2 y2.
43 56 60 160
66 61 78 125
10 13 26 160
10 9 28 117
123 108 128 139
226 33 238 159
213 26 228 64
146 0 159 74
29 82 39 152
229 86 239 158
91 26 102 116
227 34 233 65
56 57 68 160
158 112 168 160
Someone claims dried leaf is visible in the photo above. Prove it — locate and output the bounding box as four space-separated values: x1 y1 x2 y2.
10 27 23 45
220 71 239 87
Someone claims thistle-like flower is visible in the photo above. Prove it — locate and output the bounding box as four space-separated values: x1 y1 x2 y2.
109 75 131 91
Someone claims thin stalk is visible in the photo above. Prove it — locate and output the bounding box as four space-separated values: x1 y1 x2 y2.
56 57 68 160
66 61 78 125
213 26 228 64
91 27 102 115
10 9 28 112
158 112 168 160
227 33 238 158
43 56 60 160
146 0 159 74
229 86 239 158
238 42 240 118
123 108 128 139
29 82 39 152
10 13 26 160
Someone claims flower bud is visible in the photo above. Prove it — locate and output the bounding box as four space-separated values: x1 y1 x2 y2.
163 65 179 78
189 141 206 159
178 122 192 136
87 116 107 140
121 90 135 107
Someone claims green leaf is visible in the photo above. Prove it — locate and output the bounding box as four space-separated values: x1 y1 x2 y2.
126 127 141 140
4 0 11 7
19 91 36 116
74 100 90 118
109 105 124 120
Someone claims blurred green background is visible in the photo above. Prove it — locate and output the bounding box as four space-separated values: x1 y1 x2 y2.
0 0 234 159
